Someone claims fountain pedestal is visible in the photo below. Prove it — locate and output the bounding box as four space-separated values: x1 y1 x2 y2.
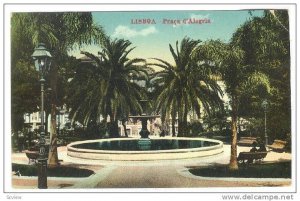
128 100 160 150
137 116 153 150
129 114 160 139
139 117 150 138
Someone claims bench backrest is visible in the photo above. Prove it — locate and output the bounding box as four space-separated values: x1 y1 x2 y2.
268 140 287 150
240 137 258 140
273 140 287 145
25 150 39 159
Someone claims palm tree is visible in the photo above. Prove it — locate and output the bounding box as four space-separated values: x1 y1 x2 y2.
67 37 150 137
11 12 105 167
198 40 271 170
150 37 223 137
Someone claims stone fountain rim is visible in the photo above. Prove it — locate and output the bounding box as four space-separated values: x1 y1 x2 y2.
67 137 224 154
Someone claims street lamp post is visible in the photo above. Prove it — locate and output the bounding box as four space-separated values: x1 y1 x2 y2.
261 99 268 147
32 43 52 189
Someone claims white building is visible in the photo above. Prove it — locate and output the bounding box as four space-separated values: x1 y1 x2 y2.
24 108 70 133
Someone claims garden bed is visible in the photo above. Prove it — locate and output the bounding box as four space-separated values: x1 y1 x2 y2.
12 163 95 177
188 161 291 178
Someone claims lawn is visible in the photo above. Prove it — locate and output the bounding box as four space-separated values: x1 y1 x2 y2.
12 163 95 177
189 161 291 178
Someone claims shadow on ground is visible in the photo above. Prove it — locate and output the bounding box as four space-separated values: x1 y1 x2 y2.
188 161 291 178
12 163 95 177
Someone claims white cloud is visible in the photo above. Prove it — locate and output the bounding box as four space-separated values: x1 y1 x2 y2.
172 21 187 29
113 25 158 38
190 13 210 19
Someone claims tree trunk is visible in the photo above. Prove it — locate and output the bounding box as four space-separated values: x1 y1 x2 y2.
183 107 188 136
178 121 183 137
48 63 59 167
178 109 188 137
171 119 176 137
171 110 176 137
109 120 119 138
48 104 58 167
178 121 188 137
122 120 128 137
177 103 185 137
178 121 186 137
229 95 239 170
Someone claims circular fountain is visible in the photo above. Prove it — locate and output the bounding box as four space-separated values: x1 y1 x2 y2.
67 137 223 161
67 100 223 161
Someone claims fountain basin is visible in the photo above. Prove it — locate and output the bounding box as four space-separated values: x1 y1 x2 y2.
67 137 224 161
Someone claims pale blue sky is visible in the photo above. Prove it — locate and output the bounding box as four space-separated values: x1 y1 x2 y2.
71 10 264 63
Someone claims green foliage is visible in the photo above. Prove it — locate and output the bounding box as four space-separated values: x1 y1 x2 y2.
10 11 291 143
199 11 290 138
241 71 271 99
11 12 105 51
202 109 230 132
11 60 40 132
67 37 150 137
85 120 107 138
150 37 224 136
11 12 105 133
197 10 290 169
187 121 204 136
232 10 290 137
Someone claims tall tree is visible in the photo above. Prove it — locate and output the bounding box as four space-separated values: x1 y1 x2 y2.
232 10 290 140
199 40 271 170
11 61 40 132
150 37 223 136
197 9 290 170
11 12 105 166
67 37 149 137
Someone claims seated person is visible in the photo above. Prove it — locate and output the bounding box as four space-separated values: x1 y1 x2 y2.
247 142 258 163
258 143 267 152
250 141 258 152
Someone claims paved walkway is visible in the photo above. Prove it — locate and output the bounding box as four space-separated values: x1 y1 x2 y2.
93 165 290 188
11 145 292 189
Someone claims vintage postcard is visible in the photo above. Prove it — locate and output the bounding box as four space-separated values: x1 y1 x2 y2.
1 1 297 200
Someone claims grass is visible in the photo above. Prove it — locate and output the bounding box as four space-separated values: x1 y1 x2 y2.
189 161 291 178
12 163 95 177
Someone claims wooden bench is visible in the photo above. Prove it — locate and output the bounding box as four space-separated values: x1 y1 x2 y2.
238 137 259 146
237 151 268 164
267 140 287 152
